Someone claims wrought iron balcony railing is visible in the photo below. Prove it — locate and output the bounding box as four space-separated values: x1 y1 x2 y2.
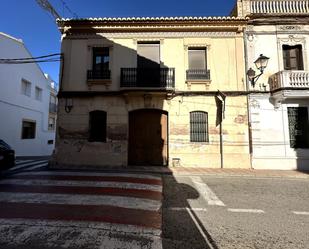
87 69 111 80
186 69 211 81
120 68 175 88
269 70 309 91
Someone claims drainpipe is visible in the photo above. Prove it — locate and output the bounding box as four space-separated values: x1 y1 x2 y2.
243 27 253 169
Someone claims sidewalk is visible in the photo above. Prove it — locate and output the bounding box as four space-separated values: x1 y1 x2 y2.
49 164 309 179
169 167 309 179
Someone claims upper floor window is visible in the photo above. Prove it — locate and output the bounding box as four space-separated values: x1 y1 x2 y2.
22 120 36 139
89 110 107 142
283 45 304 70
190 111 209 142
187 48 210 80
287 107 309 148
35 87 42 101
49 95 57 113
21 79 31 97
48 117 56 130
88 47 110 79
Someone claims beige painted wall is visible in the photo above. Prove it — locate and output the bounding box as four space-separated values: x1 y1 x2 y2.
53 30 249 168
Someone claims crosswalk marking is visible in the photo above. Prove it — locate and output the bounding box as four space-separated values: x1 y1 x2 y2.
0 178 162 191
0 192 161 211
228 208 265 213
190 176 225 206
292 211 309 215
7 159 49 172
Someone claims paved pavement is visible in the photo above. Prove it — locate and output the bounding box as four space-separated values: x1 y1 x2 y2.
0 170 163 249
162 175 309 249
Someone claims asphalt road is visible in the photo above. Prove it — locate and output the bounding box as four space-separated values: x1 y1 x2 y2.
162 175 309 249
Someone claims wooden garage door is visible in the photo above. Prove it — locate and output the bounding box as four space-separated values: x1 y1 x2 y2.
129 109 168 166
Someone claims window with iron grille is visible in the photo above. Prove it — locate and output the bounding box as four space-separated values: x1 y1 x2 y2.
190 111 209 142
89 110 107 142
287 107 309 148
21 120 36 139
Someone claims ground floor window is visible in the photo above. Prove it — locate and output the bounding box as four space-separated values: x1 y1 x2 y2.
287 107 309 148
22 120 36 139
190 111 209 142
89 110 107 142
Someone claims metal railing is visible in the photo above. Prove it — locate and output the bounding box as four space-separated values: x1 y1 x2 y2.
186 69 211 81
250 0 309 14
120 68 175 88
87 69 111 80
269 70 309 91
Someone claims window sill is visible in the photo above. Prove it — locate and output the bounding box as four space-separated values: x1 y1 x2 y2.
87 79 111 89
186 79 211 90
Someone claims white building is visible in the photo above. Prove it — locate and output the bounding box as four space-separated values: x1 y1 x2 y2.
0 32 57 156
233 0 309 170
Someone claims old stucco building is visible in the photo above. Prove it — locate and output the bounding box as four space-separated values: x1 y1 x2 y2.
52 16 251 168
232 0 309 170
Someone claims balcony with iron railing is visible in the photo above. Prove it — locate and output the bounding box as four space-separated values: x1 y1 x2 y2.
250 0 309 15
120 68 175 89
87 69 111 80
268 71 309 107
87 69 111 87
186 69 211 81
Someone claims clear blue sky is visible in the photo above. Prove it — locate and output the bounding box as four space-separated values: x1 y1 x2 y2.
1 0 236 85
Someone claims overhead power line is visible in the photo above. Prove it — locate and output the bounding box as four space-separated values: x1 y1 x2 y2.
35 0 61 20
0 53 62 64
59 0 79 18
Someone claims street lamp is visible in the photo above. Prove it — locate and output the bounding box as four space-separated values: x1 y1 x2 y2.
65 98 73 113
247 54 270 88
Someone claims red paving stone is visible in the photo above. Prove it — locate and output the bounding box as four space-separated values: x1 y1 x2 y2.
0 184 162 201
10 174 162 185
0 202 161 229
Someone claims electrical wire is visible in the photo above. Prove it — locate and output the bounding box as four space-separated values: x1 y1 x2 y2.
0 53 62 64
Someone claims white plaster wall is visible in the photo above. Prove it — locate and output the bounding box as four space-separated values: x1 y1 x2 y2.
0 33 55 156
246 25 309 170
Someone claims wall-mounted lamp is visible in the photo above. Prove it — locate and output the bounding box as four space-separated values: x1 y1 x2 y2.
65 98 73 113
247 54 270 88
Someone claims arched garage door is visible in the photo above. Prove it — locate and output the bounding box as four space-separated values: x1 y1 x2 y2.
129 109 168 166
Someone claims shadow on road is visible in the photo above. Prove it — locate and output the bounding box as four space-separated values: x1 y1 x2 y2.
162 174 218 249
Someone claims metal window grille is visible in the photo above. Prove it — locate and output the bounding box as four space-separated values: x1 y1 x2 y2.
190 111 208 142
287 107 309 148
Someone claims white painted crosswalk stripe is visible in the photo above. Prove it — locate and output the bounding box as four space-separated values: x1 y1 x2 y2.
0 192 161 211
292 211 309 215
190 176 225 206
228 208 265 213
8 160 48 171
16 171 161 180
23 163 49 171
0 178 162 192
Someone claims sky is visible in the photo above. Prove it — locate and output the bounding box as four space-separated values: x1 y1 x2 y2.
1 0 236 85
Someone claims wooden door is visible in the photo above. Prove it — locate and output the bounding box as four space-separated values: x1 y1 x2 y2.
129 109 168 166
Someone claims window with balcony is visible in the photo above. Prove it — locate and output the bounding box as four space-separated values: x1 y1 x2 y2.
21 120 36 139
287 107 309 148
87 47 110 80
89 111 107 142
21 79 31 97
187 48 210 81
283 45 304 70
190 111 209 142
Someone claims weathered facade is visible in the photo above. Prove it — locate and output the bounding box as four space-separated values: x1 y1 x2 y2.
233 0 309 170
52 17 251 168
